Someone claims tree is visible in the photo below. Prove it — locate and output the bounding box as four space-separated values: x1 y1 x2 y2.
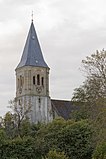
34 118 68 157
72 78 106 120
72 50 106 120
0 136 37 159
74 49 106 100
57 120 93 159
0 129 7 158
0 118 94 159
8 98 32 136
71 50 106 152
35 118 93 159
82 49 106 94
3 112 15 138
19 119 31 137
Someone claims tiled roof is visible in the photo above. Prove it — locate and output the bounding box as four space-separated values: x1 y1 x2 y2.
16 21 49 69
51 99 77 119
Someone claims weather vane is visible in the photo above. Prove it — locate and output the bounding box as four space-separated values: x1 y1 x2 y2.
31 11 34 22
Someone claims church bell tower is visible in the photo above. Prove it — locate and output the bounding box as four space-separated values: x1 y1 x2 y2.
15 20 53 123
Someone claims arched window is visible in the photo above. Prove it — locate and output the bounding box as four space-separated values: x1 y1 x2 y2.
19 99 21 105
38 97 41 103
18 79 19 88
37 74 40 85
38 97 41 109
33 76 35 85
22 77 24 86
20 76 22 87
42 77 44 86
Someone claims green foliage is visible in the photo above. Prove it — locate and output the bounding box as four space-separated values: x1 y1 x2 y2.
72 50 106 116
19 119 31 137
44 150 69 159
0 129 7 146
70 109 89 121
92 142 106 159
0 129 8 158
0 136 39 159
34 118 68 157
36 118 93 159
8 98 32 137
82 50 106 89
71 50 106 148
0 118 94 159
57 120 93 159
3 112 15 138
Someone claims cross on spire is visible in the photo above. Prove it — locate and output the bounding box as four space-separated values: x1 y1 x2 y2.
31 11 33 22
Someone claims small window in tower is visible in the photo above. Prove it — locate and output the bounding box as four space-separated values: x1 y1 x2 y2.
33 76 35 85
19 99 21 105
18 79 19 88
22 77 24 86
38 97 41 103
37 74 40 85
42 77 44 86
20 76 23 87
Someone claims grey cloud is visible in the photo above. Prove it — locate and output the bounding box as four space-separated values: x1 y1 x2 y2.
2 0 38 5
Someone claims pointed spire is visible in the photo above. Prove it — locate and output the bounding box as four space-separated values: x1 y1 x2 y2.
16 21 49 69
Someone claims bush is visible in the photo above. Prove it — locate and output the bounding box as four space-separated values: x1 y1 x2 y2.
44 150 69 159
92 142 106 159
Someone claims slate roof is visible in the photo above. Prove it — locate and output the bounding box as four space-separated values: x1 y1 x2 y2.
16 21 49 69
51 99 77 120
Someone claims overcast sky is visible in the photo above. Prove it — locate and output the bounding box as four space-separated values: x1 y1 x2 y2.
0 0 106 116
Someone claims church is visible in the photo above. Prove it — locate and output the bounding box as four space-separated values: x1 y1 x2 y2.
15 20 76 123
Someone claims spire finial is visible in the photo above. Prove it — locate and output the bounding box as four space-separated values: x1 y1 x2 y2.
31 11 33 22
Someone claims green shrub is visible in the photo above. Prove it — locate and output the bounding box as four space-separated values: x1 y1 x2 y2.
92 142 106 159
